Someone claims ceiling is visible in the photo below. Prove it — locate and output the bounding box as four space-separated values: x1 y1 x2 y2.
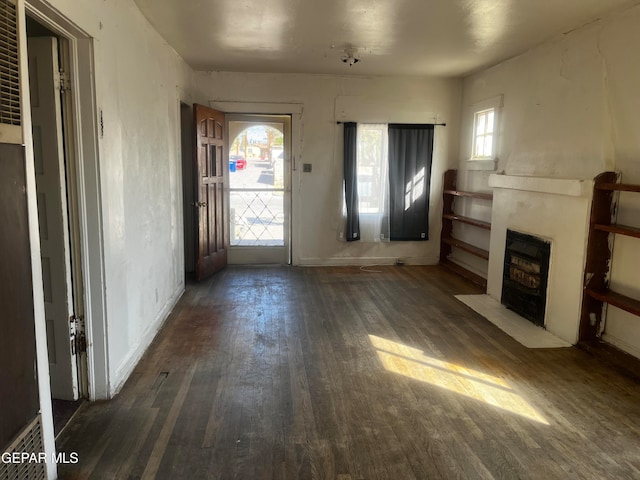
133 0 635 77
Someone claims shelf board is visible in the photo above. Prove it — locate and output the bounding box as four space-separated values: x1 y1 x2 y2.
596 183 640 193
440 259 487 289
443 189 493 201
586 288 640 317
443 214 491 230
594 223 640 239
442 236 490 260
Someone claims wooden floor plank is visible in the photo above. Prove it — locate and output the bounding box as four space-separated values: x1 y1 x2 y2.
57 266 640 479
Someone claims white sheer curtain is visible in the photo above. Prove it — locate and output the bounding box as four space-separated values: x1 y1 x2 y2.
356 124 390 242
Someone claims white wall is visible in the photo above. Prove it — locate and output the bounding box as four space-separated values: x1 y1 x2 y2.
192 72 462 265
458 4 640 350
41 0 194 395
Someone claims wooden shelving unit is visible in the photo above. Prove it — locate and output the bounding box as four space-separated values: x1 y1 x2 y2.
440 169 493 289
579 172 640 342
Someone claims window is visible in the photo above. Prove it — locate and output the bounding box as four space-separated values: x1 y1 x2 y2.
472 108 495 159
356 124 388 214
467 95 502 171
343 122 435 242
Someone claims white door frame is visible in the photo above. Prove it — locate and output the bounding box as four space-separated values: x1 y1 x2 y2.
24 1 108 401
226 113 292 264
210 101 303 265
28 35 79 400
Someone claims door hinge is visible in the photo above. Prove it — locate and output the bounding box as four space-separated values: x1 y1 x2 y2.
57 69 71 93
69 314 87 355
76 331 87 355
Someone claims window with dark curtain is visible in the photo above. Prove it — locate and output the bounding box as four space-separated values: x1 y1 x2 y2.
343 122 360 241
387 124 435 241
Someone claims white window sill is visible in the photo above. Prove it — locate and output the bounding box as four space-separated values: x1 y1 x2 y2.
467 158 497 171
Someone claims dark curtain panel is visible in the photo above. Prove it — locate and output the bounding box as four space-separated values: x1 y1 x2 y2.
343 122 360 241
387 124 435 241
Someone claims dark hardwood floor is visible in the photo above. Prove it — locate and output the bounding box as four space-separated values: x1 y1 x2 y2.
57 266 640 479
52 399 84 436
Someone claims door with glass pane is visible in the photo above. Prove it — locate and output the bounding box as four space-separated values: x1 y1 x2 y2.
227 115 291 264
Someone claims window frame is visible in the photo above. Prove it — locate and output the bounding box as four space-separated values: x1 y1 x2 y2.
468 95 503 170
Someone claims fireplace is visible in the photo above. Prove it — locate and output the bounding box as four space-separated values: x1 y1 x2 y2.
487 174 592 343
501 230 551 326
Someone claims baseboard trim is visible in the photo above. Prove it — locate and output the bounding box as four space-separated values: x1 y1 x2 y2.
109 285 185 396
298 256 438 266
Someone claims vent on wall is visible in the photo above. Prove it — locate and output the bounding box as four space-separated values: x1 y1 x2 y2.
0 0 21 128
0 415 46 480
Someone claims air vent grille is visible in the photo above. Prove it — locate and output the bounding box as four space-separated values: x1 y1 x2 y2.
0 415 46 480
0 0 21 127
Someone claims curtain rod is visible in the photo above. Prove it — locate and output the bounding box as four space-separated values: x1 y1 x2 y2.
336 121 446 126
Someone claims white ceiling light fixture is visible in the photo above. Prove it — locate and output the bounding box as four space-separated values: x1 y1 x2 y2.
341 47 360 66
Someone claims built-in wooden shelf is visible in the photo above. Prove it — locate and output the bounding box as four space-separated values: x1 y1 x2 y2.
440 170 492 289
586 288 640 317
443 213 491 230
593 223 640 239
444 189 493 201
440 259 487 289
595 183 640 193
580 172 640 350
442 237 490 260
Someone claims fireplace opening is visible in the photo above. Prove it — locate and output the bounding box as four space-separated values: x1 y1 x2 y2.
502 230 551 326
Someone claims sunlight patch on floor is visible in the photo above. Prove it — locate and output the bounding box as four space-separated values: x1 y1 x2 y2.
369 335 549 425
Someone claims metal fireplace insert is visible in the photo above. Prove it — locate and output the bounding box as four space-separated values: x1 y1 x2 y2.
501 230 551 326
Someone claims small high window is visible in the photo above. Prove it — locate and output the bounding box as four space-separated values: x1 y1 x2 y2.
472 108 495 159
467 95 502 171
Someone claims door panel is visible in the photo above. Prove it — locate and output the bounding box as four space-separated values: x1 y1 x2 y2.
0 144 40 449
28 37 78 400
194 104 228 280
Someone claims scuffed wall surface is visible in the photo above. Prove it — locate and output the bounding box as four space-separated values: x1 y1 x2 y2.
191 72 462 265
458 4 640 354
46 0 193 394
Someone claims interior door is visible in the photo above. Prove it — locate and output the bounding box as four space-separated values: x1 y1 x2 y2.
194 104 228 280
28 36 79 400
0 144 41 449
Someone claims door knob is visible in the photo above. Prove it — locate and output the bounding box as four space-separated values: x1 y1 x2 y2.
193 201 207 207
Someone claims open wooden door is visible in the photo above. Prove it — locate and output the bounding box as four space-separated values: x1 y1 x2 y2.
28 37 79 400
194 104 228 280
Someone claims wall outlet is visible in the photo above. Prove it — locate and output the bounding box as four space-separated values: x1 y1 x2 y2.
303 163 312 172
395 258 406 266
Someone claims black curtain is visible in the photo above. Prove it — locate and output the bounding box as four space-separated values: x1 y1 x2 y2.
343 122 360 241
387 124 435 241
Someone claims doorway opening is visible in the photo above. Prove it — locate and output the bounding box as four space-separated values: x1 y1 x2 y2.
180 102 195 279
25 13 86 435
227 115 292 265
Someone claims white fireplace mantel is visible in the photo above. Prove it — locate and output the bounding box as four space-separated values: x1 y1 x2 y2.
487 174 594 344
488 173 592 197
